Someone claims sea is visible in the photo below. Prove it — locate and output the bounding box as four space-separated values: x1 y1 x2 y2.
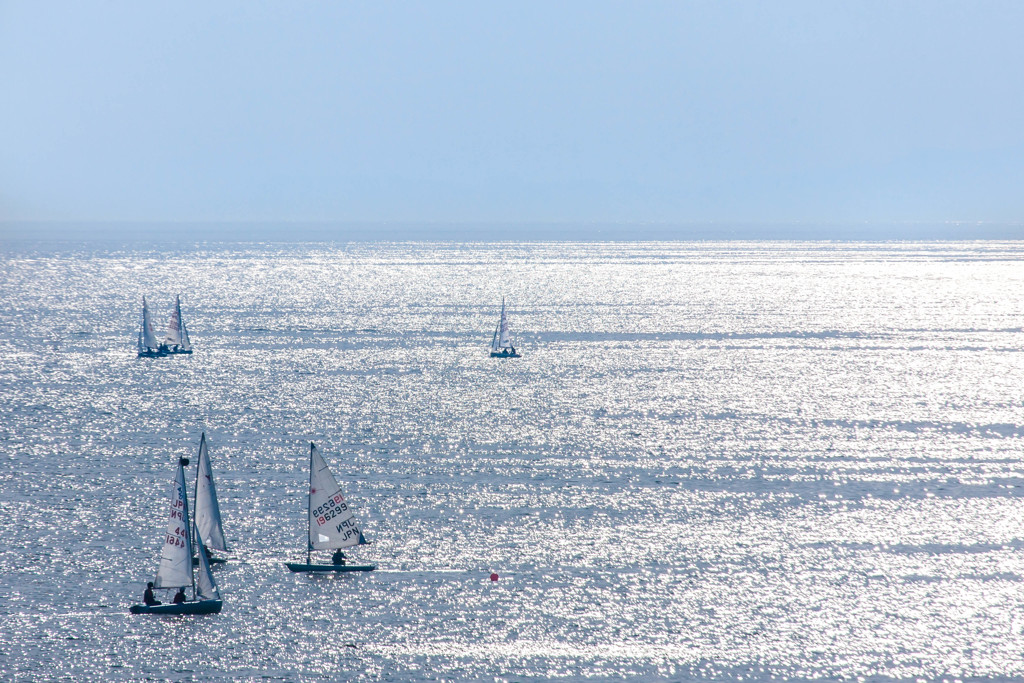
1 239 1023 681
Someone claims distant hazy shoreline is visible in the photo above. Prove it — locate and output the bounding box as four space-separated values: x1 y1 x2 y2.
1 221 1021 243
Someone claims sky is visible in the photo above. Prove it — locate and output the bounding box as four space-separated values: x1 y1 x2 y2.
1 1 1023 237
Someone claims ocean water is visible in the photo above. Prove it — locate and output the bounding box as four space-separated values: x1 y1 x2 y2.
1 240 1023 681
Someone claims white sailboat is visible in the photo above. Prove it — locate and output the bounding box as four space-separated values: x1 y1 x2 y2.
130 456 223 615
161 295 193 355
285 442 375 573
490 297 521 358
137 296 166 358
192 432 228 565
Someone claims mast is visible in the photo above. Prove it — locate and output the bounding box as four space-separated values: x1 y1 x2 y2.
307 442 314 565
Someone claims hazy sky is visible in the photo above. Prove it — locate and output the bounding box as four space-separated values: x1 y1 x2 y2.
2 1 1023 228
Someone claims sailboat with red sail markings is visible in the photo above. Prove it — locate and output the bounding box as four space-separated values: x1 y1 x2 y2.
285 443 375 573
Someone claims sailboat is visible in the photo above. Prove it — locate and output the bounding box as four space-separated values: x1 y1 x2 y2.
285 443 375 573
489 297 521 358
130 456 223 615
137 296 167 358
192 433 228 566
160 295 193 355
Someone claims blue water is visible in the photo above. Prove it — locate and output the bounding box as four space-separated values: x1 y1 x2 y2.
1 240 1023 681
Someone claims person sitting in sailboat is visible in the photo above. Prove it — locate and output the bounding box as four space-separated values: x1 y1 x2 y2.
173 588 186 604
332 549 346 565
143 582 161 606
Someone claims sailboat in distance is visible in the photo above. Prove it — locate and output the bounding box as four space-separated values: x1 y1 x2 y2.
490 297 521 358
137 296 166 358
161 295 193 355
130 456 222 615
192 433 228 566
285 443 375 573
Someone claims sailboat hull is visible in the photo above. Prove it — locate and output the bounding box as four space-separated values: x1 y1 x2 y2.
285 563 376 573
490 351 521 358
129 599 222 615
158 345 192 355
137 348 168 358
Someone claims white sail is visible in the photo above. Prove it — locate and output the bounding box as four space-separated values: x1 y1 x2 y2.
497 298 512 349
490 323 501 352
195 542 220 600
194 433 228 551
308 443 363 550
141 297 160 350
164 296 182 347
179 316 192 352
155 460 193 588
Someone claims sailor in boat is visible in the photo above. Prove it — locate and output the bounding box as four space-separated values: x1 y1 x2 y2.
172 587 186 604
195 542 221 565
332 549 347 566
143 582 161 607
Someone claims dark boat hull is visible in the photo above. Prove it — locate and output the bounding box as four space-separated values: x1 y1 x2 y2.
490 351 521 358
137 349 168 358
158 344 192 355
129 599 222 615
285 563 376 573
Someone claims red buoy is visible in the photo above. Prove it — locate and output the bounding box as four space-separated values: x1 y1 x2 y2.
490 573 499 582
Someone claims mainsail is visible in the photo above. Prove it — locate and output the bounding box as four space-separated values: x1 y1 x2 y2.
141 297 160 351
492 297 513 351
308 443 364 551
193 433 227 551
155 459 193 589
164 296 183 347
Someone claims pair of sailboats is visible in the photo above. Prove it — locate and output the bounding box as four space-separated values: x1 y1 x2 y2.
139 295 515 359
132 438 372 615
137 295 192 358
130 433 227 615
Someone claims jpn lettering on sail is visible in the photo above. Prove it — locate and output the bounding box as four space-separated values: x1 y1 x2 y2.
195 434 228 551
308 445 363 550
155 463 192 588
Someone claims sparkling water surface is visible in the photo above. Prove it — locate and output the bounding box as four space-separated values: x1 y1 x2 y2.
1 240 1023 681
